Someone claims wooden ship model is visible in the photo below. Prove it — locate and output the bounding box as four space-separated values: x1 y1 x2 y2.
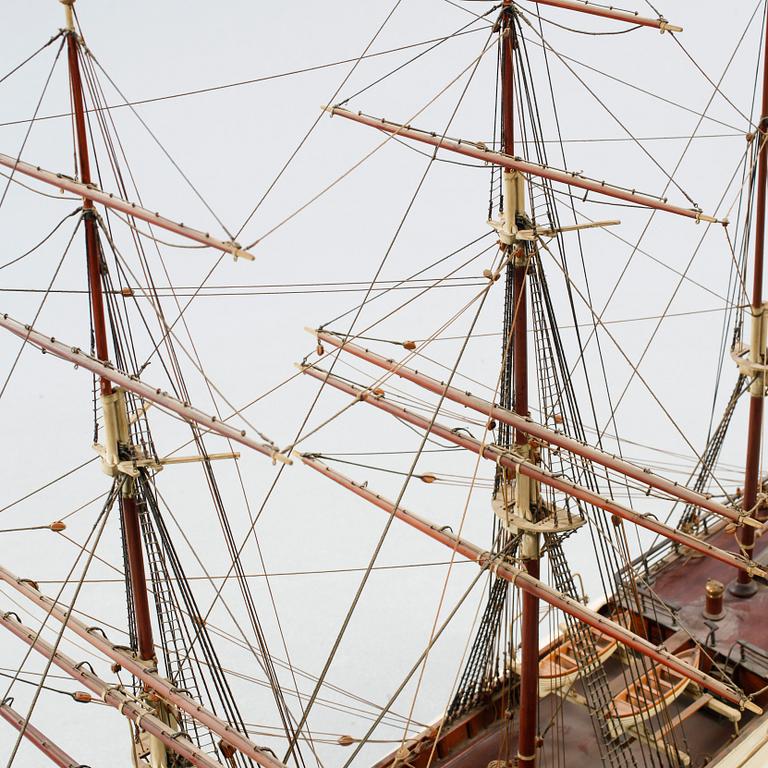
1 1 768 766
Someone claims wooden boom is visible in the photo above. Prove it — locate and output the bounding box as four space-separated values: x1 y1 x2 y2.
0 313 287 465
0 152 254 260
312 329 757 527
0 700 84 768
323 107 717 223
300 364 767 576
300 455 759 714
523 0 682 32
0 610 224 768
0 574 289 768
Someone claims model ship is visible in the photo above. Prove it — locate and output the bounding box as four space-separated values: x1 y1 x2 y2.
1 0 767 766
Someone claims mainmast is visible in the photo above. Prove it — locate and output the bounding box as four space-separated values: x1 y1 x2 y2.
498 5 539 766
732 11 768 597
61 0 155 661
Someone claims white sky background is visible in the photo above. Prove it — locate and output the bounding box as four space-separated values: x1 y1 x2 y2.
0 0 765 765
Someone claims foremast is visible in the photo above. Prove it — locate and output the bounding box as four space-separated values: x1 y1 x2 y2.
62 0 166 763
0 2 280 763
62 0 157 659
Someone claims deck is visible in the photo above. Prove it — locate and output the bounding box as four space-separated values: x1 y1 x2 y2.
373 521 768 768
431 656 743 768
647 522 768 666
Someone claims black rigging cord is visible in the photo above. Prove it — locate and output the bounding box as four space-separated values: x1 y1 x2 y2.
0 36 64 215
0 206 81 271
0 28 489 131
0 671 100 701
279 29 498 760
0 216 81 404
2 481 120 768
529 13 642 35
0 30 63 86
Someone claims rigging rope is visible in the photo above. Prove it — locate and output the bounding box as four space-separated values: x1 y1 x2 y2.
0 37 65 215
2 481 119 768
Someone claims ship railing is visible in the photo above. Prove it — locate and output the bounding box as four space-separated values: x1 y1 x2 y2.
725 639 768 678
617 505 728 589
613 573 681 632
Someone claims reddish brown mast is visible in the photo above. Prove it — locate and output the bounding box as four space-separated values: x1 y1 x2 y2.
64 3 110 395
499 4 539 766
732 11 768 598
62 0 155 660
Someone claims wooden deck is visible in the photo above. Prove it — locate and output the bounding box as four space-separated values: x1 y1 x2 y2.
641 520 768 694
373 522 768 768
378 651 747 768
431 683 739 768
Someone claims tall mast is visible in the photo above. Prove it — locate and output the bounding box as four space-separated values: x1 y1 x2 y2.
499 4 539 766
732 12 768 598
61 0 155 660
63 0 109 394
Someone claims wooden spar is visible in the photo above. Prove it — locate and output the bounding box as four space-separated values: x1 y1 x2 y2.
65 24 156 664
299 364 767 576
0 572 290 768
299 455 760 714
0 313 287 465
521 0 682 32
323 107 719 223
65 29 110 398
734 5 768 596
120 492 155 660
0 611 224 768
0 152 254 261
312 329 758 528
0 701 82 768
499 8 538 766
